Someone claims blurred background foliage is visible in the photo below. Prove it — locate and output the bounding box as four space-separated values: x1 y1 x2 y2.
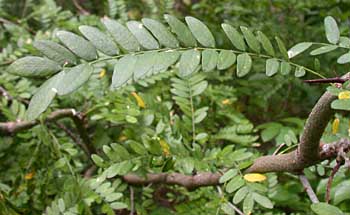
1 0 350 214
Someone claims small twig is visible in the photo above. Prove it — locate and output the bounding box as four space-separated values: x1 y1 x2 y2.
71 0 90 15
273 143 286 155
84 165 97 178
130 186 135 215
299 174 319 203
0 86 13 101
326 161 342 203
304 77 347 84
216 186 244 215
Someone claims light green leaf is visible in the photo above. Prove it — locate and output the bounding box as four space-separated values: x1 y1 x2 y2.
236 53 252 77
217 50 236 70
233 187 249 204
310 45 337 55
25 72 64 121
91 154 104 167
164 14 196 47
287 42 312 58
185 16 215 47
102 17 140 52
142 18 179 48
226 176 245 193
337 52 350 64
219 169 238 183
110 202 128 210
126 21 159 50
294 66 306 77
261 123 281 142
221 23 246 51
257 31 275 56
111 55 137 89
324 16 340 44
240 26 260 53
339 36 350 48
280 61 291 75
57 64 93 95
265 58 279 77
192 81 208 96
243 193 254 215
334 181 350 204
179 49 201 77
105 193 123 202
56 30 97 61
128 141 146 155
133 51 158 80
79 25 119 56
7 56 61 77
275 36 289 60
331 99 350 110
33 40 77 65
252 192 273 209
221 203 235 215
201 49 218 72
311 203 343 215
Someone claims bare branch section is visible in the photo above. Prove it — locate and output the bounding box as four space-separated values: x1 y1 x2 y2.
299 174 319 203
122 172 222 190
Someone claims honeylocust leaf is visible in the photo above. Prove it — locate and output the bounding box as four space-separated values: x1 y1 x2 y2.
331 99 350 111
226 176 245 193
217 50 236 70
57 64 93 95
275 36 289 60
164 14 196 47
236 53 252 77
7 56 61 77
219 169 238 183
142 18 179 48
185 16 215 47
287 42 312 58
252 192 273 209
294 66 306 77
324 16 340 44
244 173 267 182
265 58 279 76
221 23 246 51
280 61 291 75
310 45 337 55
337 52 350 64
201 49 218 72
233 187 249 204
240 26 260 53
79 25 119 56
126 21 159 50
56 30 97 61
33 40 77 65
243 193 254 215
111 55 137 89
179 49 201 77
257 31 275 56
311 203 343 215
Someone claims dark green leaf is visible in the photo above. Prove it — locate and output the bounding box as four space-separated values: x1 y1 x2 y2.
310 45 337 55
57 64 93 95
111 55 137 89
217 50 236 70
126 21 159 50
33 40 77 65
280 61 291 75
164 14 196 47
79 25 119 56
236 53 252 77
221 23 246 51
7 56 61 77
311 203 343 215
56 30 97 61
257 31 275 56
240 26 260 53
275 36 289 60
185 16 215 47
142 18 179 48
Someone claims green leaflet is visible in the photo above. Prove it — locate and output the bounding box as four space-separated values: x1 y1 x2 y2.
337 52 350 64
57 64 94 95
287 42 312 59
280 61 291 75
185 16 215 48
219 169 237 183
243 193 254 215
311 203 343 215
331 99 350 111
240 26 260 53
179 49 201 77
33 40 77 65
339 36 350 48
294 66 306 77
226 176 244 193
252 192 273 209
111 55 137 89
221 23 246 51
126 21 159 50
265 58 279 77
236 53 252 77
334 181 350 204
233 187 249 204
164 14 197 47
79 25 119 56
257 31 275 56
25 72 64 121
56 30 97 61
201 49 218 72
324 16 340 44
7 56 61 77
275 36 289 60
310 45 337 55
142 18 179 48
102 17 140 52
217 50 236 70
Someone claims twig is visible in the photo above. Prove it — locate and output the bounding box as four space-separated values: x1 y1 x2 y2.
216 186 244 215
326 161 342 203
0 86 13 101
130 186 135 215
273 143 286 155
299 174 319 203
304 77 347 84
71 0 90 15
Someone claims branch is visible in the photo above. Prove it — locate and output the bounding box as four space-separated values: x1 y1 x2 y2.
326 161 342 203
0 85 13 101
71 0 90 15
299 174 319 203
122 172 222 190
